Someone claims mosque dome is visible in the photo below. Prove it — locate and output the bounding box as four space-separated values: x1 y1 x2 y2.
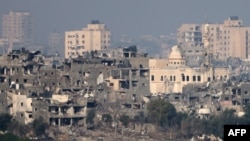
168 45 183 59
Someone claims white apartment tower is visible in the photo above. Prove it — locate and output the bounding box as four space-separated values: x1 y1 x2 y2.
1 11 33 46
65 20 111 59
177 24 202 47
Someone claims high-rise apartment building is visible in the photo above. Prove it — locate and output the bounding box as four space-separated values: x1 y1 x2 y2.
202 17 250 60
65 20 111 59
49 32 64 56
178 17 250 60
1 11 33 46
177 24 202 47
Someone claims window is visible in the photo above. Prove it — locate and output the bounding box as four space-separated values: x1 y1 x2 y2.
208 77 211 82
173 76 176 81
170 76 172 81
186 76 189 81
160 76 164 81
151 75 155 81
182 74 185 81
21 102 23 106
197 76 201 81
193 76 196 82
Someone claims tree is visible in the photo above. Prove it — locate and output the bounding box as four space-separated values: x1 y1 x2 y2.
243 104 250 124
202 109 238 138
0 114 12 131
8 121 30 138
0 133 29 141
147 99 177 127
32 117 49 137
173 112 188 127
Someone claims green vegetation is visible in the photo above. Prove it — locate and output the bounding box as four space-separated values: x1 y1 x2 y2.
146 99 250 139
0 101 250 140
0 114 49 139
32 117 49 136
0 133 29 141
147 99 177 127
0 114 12 131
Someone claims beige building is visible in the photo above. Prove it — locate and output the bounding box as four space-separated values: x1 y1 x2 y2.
202 18 250 60
10 93 33 124
65 20 111 59
149 45 229 94
178 17 250 61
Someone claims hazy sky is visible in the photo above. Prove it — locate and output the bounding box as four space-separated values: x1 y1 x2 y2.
0 0 250 44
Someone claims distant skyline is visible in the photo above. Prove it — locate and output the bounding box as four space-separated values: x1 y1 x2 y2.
1 0 250 45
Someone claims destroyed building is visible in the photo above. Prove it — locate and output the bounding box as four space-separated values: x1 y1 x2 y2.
0 46 151 127
1 44 250 135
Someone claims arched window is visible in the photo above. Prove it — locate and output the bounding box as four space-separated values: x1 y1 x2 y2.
161 76 164 81
151 75 155 81
182 74 185 81
193 75 196 82
197 76 201 81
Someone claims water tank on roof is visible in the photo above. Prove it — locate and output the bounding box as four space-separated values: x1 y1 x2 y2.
198 108 211 114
